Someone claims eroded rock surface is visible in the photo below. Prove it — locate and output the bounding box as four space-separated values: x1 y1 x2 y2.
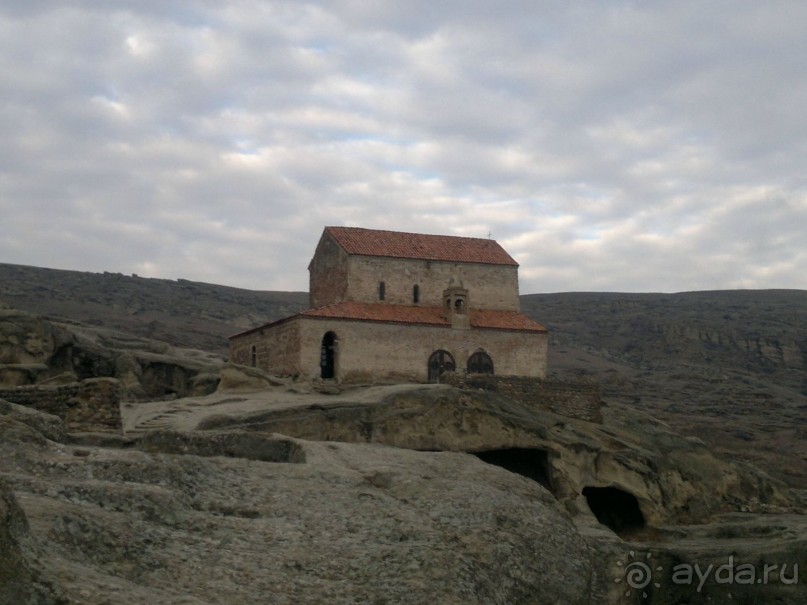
117 384 807 603
3 389 806 604
0 400 592 605
193 385 797 528
0 308 223 399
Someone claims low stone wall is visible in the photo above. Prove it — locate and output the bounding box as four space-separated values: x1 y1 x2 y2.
443 374 602 423
0 378 122 432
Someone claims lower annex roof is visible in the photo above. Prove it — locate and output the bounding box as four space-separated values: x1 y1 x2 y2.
229 301 547 339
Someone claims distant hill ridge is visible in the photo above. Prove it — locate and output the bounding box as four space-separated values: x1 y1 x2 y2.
2 263 806 380
0 263 307 354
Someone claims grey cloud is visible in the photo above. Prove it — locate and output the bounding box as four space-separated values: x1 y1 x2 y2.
1 1 806 293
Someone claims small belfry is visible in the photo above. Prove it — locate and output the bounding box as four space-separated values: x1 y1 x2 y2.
229 226 548 383
443 277 470 330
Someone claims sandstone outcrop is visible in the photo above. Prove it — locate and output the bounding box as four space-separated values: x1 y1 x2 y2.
2 387 805 604
0 400 592 604
193 385 796 528
216 362 289 393
521 290 807 490
0 308 223 400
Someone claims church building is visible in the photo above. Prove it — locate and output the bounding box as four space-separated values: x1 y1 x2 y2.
229 226 548 383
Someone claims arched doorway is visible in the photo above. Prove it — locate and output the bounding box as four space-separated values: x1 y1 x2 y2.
428 350 455 382
467 351 494 374
320 332 337 379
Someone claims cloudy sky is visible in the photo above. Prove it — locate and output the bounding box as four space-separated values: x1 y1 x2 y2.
1 1 806 294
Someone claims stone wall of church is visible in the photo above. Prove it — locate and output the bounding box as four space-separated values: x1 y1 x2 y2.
308 232 350 308
344 256 520 311
295 318 547 383
229 319 301 377
307 231 521 311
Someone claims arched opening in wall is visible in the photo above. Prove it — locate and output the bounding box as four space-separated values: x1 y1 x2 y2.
141 363 188 399
427 350 455 382
582 486 646 536
378 281 386 301
320 331 337 379
251 346 257 368
473 448 553 494
467 351 494 374
454 298 465 313
413 284 420 303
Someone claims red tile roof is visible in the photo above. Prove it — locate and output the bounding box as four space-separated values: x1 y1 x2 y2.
325 226 518 266
301 301 547 333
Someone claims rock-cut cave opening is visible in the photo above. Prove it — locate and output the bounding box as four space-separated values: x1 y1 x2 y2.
582 486 646 535
473 448 553 494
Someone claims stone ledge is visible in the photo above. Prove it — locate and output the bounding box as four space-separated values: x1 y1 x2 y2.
442 373 602 423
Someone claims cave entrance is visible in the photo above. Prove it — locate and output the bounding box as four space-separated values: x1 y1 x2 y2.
473 448 553 494
582 486 645 535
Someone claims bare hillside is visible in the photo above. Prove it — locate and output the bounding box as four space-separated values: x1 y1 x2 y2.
0 263 307 354
522 291 807 489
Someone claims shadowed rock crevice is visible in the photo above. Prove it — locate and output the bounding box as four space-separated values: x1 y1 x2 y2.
473 448 554 494
582 485 645 535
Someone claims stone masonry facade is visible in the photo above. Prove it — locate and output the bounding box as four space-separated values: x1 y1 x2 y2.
311 254 520 311
231 317 548 384
230 227 549 384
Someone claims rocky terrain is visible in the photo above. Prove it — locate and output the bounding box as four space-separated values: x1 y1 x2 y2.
521 291 807 490
1 262 806 603
2 378 806 604
2 262 805 489
2 398 595 604
0 305 222 401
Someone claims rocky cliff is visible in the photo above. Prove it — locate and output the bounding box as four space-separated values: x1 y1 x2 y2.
0 307 222 400
521 291 807 490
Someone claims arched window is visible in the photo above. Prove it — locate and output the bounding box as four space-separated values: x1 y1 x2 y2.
454 298 465 314
413 284 420 303
250 346 257 368
467 351 494 375
378 281 386 301
428 350 455 382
